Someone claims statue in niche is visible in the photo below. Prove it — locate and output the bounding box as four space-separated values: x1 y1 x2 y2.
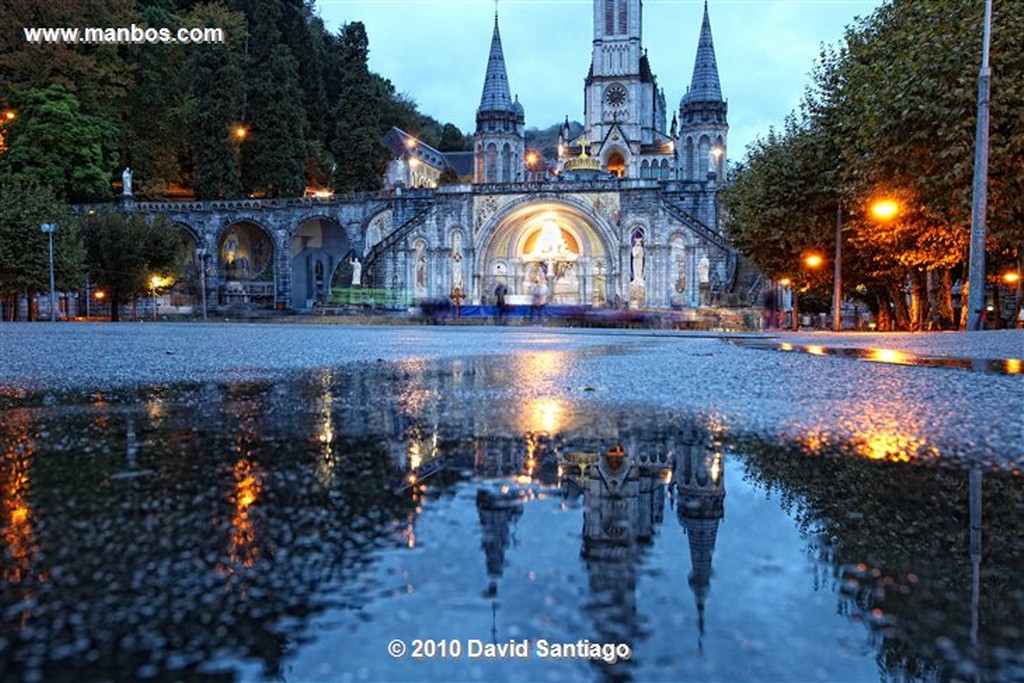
631 236 645 284
698 255 710 285
414 242 427 297
351 256 362 286
122 167 133 196
451 233 464 288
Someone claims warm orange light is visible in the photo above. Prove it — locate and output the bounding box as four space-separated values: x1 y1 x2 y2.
1003 272 1020 284
94 290 106 300
805 345 825 356
805 255 823 268
1 110 14 122
870 199 899 220
405 137 417 149
526 151 539 166
779 278 791 287
233 125 248 140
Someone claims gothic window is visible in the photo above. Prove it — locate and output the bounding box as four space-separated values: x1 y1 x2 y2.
618 0 628 35
501 144 513 183
698 136 711 178
685 137 695 180
660 159 670 179
486 143 498 183
640 160 651 179
607 151 625 178
605 0 614 35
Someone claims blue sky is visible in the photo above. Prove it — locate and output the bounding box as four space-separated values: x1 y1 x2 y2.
314 0 884 159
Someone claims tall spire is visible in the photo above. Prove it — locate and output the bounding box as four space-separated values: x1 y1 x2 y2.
683 1 723 105
478 12 514 113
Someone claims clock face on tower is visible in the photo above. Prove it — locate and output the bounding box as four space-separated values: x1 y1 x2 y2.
605 84 628 108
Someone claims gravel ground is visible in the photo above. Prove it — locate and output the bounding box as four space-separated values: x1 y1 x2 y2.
2 322 1022 467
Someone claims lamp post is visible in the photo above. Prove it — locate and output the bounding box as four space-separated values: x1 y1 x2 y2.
150 276 160 322
833 203 843 331
40 223 57 321
966 0 993 331
196 247 208 321
832 199 900 332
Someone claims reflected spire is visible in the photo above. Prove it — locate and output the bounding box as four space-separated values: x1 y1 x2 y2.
675 428 725 651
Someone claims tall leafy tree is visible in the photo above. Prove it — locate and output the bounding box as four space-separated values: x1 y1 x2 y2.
80 210 182 321
238 0 307 197
0 182 84 320
330 22 387 192
0 86 119 202
181 2 247 199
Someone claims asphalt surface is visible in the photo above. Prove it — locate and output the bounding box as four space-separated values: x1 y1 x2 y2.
2 323 1022 467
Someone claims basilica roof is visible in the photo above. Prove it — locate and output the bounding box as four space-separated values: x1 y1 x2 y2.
478 14 517 115
681 2 724 108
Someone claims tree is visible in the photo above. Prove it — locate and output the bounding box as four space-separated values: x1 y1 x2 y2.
0 86 119 202
438 123 471 152
80 210 182 321
181 2 247 199
239 0 308 197
330 22 387 192
0 182 84 321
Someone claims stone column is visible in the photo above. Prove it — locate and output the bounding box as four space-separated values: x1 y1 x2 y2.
275 229 291 310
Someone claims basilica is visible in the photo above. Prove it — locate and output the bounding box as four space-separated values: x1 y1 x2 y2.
367 0 744 310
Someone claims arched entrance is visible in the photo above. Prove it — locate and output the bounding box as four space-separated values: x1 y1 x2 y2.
218 221 275 308
291 217 348 309
479 199 614 306
165 224 201 313
606 151 626 178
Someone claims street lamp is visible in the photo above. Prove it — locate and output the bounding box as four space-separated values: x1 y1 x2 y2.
196 247 209 321
40 223 57 321
150 275 162 322
804 254 823 269
832 199 900 331
966 0 993 331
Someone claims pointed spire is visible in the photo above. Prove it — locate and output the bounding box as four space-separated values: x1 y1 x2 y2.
683 1 723 105
478 12 515 114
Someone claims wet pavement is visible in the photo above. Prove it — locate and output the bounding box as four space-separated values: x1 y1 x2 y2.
1 324 1022 682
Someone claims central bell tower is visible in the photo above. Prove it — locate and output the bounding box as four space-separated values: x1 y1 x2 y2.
585 0 643 149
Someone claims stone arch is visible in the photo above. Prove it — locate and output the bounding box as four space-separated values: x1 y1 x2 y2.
360 206 393 255
604 148 627 177
659 159 670 179
640 160 651 179
217 218 277 308
292 215 349 309
478 195 618 306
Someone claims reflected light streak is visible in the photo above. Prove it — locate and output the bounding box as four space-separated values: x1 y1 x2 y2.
521 397 567 436
229 458 263 569
805 345 825 356
2 420 39 588
867 348 910 365
1006 359 1022 375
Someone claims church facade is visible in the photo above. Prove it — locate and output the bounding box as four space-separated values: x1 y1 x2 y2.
367 0 738 310
117 1 747 314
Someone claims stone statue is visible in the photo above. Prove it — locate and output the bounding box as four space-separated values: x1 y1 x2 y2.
631 237 644 283
351 256 362 286
698 255 710 284
122 167 133 196
451 233 464 288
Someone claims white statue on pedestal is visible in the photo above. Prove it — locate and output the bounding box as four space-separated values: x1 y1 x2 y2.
698 255 710 284
631 237 644 284
122 167 133 196
351 256 362 286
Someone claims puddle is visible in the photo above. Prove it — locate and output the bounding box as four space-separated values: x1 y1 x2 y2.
730 340 1024 375
1 357 1022 682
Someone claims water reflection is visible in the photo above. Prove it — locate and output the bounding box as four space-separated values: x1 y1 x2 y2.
0 356 1021 683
